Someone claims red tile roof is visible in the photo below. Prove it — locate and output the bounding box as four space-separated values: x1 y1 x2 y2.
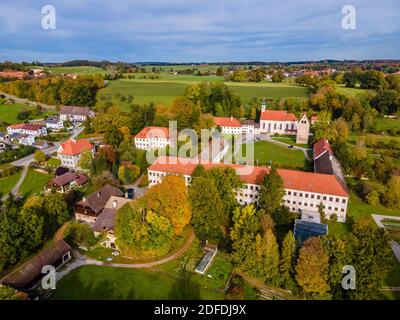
148 156 348 197
212 116 242 127
21 124 44 131
8 123 25 130
260 110 298 122
313 138 333 160
58 138 93 156
135 126 169 139
0 70 28 79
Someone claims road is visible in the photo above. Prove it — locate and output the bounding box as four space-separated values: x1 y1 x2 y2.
0 91 57 110
1 126 84 200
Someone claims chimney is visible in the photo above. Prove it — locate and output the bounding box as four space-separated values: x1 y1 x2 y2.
112 199 118 208
97 192 100 198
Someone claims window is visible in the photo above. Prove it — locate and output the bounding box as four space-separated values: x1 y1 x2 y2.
342 199 346 204
311 194 315 199
305 194 309 198
323 196 327 200
317 195 320 200
329 197 333 201
288 191 291 195
294 192 297 196
335 198 339 203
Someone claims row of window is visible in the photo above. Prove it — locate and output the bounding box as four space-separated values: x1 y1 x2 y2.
284 199 345 212
286 190 346 203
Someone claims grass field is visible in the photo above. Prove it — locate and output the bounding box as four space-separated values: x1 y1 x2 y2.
0 103 57 125
96 79 309 111
51 265 225 300
271 136 311 148
235 140 308 170
19 169 52 197
372 117 400 132
45 66 106 75
337 86 370 97
0 171 22 195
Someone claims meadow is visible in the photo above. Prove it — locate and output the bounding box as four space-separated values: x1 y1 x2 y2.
0 103 57 125
96 78 309 111
19 169 52 197
44 66 106 75
0 171 22 195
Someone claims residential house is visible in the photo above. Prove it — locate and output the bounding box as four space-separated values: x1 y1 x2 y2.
147 156 349 222
93 196 133 249
74 184 124 223
46 172 88 193
7 123 47 137
45 116 64 131
57 138 95 168
134 126 170 150
59 106 93 123
10 133 35 146
0 70 29 80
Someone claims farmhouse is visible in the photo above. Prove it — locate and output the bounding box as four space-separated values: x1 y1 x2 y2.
59 106 93 123
74 184 124 223
10 133 35 146
46 171 88 193
57 138 94 169
134 126 170 150
0 70 29 80
147 156 349 222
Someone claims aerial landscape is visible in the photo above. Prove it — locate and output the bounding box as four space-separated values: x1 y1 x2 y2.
0 0 400 310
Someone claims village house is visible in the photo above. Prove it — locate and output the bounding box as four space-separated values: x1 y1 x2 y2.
45 116 64 131
147 156 349 222
10 133 36 146
46 171 88 193
57 138 95 169
7 123 47 137
93 195 133 249
0 70 29 80
74 184 124 224
59 106 93 123
134 126 170 150
212 116 243 135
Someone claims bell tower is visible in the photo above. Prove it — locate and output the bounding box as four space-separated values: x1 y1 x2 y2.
261 99 266 112
296 113 310 144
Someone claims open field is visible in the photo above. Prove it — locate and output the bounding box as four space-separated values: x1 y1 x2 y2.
0 103 55 124
234 140 308 170
19 169 52 197
337 86 370 97
44 66 106 75
96 79 309 111
271 136 311 148
372 117 400 132
51 265 225 300
0 171 22 195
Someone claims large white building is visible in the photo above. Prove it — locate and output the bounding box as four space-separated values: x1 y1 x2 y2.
7 123 47 137
59 106 93 123
212 116 243 135
45 116 64 131
147 156 349 222
134 126 170 150
57 138 95 168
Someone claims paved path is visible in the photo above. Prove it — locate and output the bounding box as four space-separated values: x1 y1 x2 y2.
56 231 195 282
261 135 312 160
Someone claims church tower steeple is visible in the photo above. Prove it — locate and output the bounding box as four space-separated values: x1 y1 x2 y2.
261 99 266 112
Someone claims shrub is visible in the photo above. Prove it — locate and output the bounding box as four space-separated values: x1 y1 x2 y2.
65 221 98 247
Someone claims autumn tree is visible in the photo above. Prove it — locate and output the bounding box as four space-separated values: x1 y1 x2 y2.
295 237 330 296
258 165 285 215
78 149 93 170
118 164 140 185
0 285 18 300
33 150 46 163
280 231 296 290
259 228 280 285
189 176 224 240
144 175 191 235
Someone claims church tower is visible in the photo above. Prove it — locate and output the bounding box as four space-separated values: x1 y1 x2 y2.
261 99 266 112
296 114 310 144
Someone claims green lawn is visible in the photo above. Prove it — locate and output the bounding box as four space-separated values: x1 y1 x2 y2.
19 169 52 197
96 79 309 111
337 86 370 97
45 66 106 75
47 157 61 167
0 171 22 195
51 265 225 300
271 136 311 148
235 140 308 170
0 103 57 125
372 117 400 132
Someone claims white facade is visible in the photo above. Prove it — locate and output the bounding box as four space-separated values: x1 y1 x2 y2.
147 169 348 223
219 126 242 135
134 137 170 150
7 125 47 137
58 153 82 168
46 117 64 131
60 113 87 123
259 120 297 134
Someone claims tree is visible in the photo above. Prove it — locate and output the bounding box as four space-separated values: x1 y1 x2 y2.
118 164 140 185
33 150 46 163
349 218 393 299
144 175 191 235
78 149 93 170
334 118 349 143
230 205 262 277
0 285 18 300
170 96 201 130
91 171 121 189
104 124 123 147
280 231 296 289
261 228 280 285
258 166 285 214
189 176 224 240
271 70 284 82
42 192 69 238
383 176 400 209
295 237 330 296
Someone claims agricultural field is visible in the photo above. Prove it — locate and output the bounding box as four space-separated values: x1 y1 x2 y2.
234 140 309 170
19 169 52 197
0 103 56 125
337 85 370 97
44 66 106 75
96 78 309 111
51 265 225 300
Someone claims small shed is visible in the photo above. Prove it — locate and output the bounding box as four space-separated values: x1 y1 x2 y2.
195 244 218 275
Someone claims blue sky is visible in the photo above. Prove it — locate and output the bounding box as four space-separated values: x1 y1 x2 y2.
1 0 399 62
